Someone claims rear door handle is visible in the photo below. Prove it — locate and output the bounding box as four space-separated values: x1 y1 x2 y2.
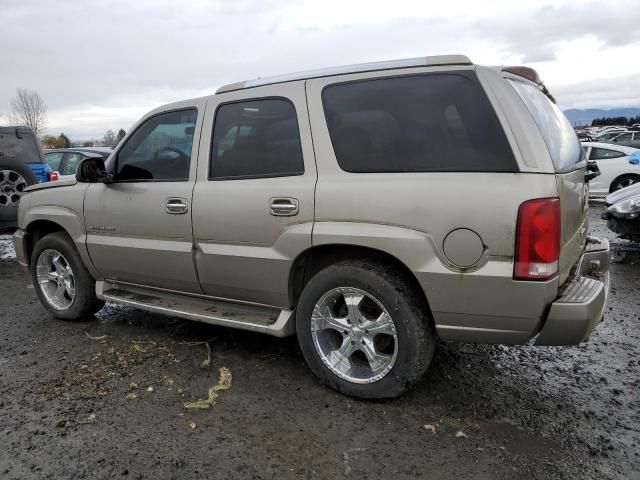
269 197 299 216
166 197 188 214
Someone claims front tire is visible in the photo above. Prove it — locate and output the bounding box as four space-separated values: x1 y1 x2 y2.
296 260 436 399
30 232 104 320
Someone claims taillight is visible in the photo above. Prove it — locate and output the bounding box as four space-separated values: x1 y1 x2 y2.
514 198 560 281
48 171 59 181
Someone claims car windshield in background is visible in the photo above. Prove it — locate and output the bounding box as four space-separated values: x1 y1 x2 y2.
322 73 517 173
0 132 40 163
509 79 582 172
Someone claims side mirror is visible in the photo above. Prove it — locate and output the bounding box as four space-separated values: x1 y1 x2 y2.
76 157 113 183
585 160 601 182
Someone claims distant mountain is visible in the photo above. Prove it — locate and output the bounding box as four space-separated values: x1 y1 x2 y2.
563 108 640 126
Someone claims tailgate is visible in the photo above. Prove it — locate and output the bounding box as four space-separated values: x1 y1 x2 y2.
556 167 588 284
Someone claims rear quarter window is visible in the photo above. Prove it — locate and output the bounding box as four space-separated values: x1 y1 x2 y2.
508 79 582 172
322 72 517 173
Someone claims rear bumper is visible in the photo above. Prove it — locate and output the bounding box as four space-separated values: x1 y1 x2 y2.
535 236 610 346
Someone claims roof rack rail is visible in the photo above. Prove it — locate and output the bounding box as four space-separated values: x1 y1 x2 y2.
216 54 473 94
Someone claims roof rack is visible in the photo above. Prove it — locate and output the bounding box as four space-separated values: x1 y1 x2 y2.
216 54 473 94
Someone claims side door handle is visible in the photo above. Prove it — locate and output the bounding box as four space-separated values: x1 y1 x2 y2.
166 197 188 214
269 197 299 216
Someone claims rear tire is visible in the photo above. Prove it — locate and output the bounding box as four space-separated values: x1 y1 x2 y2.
296 260 436 399
610 174 640 192
30 232 104 320
0 159 38 222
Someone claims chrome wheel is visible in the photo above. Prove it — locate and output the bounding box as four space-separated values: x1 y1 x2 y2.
311 287 398 384
0 170 28 206
36 249 76 310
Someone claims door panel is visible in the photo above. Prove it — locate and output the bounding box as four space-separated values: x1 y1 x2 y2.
84 99 206 293
192 82 316 308
84 182 201 292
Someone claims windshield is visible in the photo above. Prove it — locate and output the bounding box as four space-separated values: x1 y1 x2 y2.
0 131 41 164
509 79 582 172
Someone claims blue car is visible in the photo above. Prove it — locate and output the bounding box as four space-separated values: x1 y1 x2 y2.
0 126 53 229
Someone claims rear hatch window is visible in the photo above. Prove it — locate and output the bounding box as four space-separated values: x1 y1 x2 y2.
322 72 517 173
508 80 583 172
0 131 42 164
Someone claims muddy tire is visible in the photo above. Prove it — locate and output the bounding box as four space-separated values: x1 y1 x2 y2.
296 260 436 399
30 232 104 320
0 159 38 222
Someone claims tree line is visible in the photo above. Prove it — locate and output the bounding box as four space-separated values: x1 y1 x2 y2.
591 116 640 126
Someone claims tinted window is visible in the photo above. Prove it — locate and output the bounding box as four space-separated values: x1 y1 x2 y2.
116 109 196 181
509 79 582 172
210 99 304 179
0 132 41 164
44 152 64 170
322 73 516 173
590 148 625 160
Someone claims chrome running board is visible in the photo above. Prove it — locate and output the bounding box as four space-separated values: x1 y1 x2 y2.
95 281 295 337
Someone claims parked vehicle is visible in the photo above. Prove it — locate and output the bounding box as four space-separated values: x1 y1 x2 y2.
44 147 112 180
608 131 640 148
581 142 640 195
13 55 610 399
0 126 53 229
594 131 628 142
577 132 594 142
603 182 640 242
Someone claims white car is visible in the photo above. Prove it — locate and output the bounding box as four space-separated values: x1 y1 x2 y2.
581 142 640 196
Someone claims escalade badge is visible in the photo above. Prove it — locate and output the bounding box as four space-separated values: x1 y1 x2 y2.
90 225 115 232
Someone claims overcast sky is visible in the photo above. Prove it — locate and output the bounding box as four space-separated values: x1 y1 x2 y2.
1 0 639 139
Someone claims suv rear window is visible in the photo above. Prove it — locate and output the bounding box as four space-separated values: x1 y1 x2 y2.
508 79 582 172
0 131 41 164
322 73 516 173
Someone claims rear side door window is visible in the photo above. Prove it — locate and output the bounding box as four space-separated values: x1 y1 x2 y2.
321 73 517 173
589 148 625 160
209 99 304 179
115 109 197 181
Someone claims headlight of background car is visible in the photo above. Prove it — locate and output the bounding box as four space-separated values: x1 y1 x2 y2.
608 195 640 219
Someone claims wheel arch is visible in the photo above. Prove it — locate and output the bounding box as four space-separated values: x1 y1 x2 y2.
24 219 67 264
21 207 100 280
288 243 432 315
609 172 640 193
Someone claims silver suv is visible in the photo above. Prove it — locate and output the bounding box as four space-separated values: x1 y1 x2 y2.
13 55 610 398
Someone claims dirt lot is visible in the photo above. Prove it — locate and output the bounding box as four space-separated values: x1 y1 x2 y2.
0 208 638 480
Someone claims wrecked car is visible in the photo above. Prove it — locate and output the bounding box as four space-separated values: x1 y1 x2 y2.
603 182 640 242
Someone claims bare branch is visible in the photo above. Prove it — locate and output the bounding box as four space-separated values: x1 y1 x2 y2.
10 88 47 135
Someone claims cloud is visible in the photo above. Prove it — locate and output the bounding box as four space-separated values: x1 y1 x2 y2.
473 0 640 64
553 74 640 110
1 0 639 138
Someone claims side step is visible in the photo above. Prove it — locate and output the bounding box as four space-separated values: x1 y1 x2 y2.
95 281 295 337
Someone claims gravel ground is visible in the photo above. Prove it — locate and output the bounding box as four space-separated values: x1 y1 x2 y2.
0 234 15 260
0 208 638 479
